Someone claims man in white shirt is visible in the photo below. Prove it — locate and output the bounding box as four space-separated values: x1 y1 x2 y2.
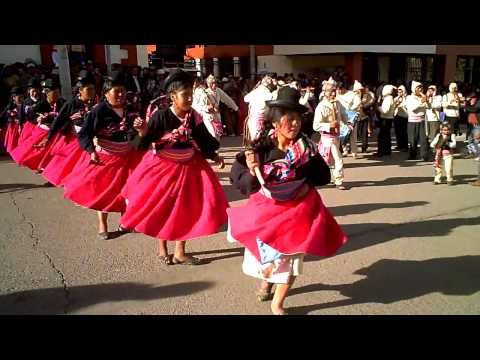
442 82 464 136
405 81 429 160
205 74 239 139
425 85 443 142
244 75 275 142
313 78 349 190
393 85 409 151
375 84 396 156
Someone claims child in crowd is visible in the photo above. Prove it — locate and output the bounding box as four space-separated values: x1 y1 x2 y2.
431 123 456 185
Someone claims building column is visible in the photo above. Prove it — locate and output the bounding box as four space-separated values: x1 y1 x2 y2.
249 45 256 80
444 53 457 84
233 56 241 77
200 59 206 75
136 45 149 68
57 45 72 101
378 56 390 82
195 58 202 77
213 57 220 78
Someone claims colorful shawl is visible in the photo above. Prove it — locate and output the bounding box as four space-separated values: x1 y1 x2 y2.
262 134 318 182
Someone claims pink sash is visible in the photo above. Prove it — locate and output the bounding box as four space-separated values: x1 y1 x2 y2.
318 133 336 166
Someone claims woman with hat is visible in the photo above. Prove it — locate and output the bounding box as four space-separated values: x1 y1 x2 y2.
405 81 429 161
18 80 42 145
37 77 97 186
228 86 347 315
62 74 143 240
119 69 228 265
465 92 480 142
10 86 65 171
1 87 24 153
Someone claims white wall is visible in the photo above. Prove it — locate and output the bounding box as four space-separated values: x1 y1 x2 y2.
258 54 346 76
0 45 41 65
136 45 149 68
257 55 293 75
274 45 437 55
108 45 129 65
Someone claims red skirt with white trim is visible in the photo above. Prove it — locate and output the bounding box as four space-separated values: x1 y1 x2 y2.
227 188 348 262
120 151 228 241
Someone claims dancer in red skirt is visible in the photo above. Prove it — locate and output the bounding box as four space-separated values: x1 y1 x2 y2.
18 81 42 145
228 86 348 314
38 78 96 186
120 69 228 266
1 87 24 153
10 87 64 172
62 75 142 240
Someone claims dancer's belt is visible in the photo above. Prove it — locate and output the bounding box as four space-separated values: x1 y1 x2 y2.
94 137 130 156
152 145 195 163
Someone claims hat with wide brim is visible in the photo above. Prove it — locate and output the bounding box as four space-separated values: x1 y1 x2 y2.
265 86 308 113
163 69 194 92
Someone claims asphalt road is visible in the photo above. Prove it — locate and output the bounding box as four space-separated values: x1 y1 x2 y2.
1 135 479 315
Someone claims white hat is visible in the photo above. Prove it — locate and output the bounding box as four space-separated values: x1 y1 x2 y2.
398 85 407 93
449 82 458 92
221 77 229 83
353 80 364 91
411 81 422 93
277 80 286 86
323 76 337 90
382 84 396 96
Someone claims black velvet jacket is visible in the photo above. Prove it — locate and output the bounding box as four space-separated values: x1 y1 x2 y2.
78 100 137 154
230 137 331 196
47 97 95 141
129 107 220 160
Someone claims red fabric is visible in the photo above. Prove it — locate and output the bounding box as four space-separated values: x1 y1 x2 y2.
41 133 84 186
227 188 348 261
120 151 228 241
10 126 60 170
4 122 20 153
63 150 142 213
18 122 36 145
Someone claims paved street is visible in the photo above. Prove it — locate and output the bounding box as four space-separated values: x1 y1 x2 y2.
1 135 479 315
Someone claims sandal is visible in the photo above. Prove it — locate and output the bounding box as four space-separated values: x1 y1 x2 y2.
97 232 109 240
172 256 202 265
117 225 134 233
158 254 173 266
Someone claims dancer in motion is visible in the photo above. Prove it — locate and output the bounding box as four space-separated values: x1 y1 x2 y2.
120 69 229 265
228 86 348 314
62 75 142 240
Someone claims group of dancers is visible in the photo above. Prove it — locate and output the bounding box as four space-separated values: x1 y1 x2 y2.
0 69 348 315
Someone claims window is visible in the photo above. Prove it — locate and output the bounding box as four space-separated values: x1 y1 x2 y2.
405 57 422 83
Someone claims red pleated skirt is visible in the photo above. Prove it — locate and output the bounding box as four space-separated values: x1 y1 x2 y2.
41 132 84 186
10 126 60 170
18 122 36 145
4 122 20 153
120 151 229 241
227 188 348 262
63 149 143 213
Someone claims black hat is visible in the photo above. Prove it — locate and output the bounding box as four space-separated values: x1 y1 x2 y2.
163 69 194 93
76 76 95 88
27 78 41 89
265 87 307 113
10 87 24 96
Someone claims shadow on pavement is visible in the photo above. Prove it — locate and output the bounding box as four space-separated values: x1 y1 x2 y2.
305 215 480 262
329 201 429 217
189 247 244 264
0 183 47 194
346 174 476 188
289 255 480 314
0 281 215 315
